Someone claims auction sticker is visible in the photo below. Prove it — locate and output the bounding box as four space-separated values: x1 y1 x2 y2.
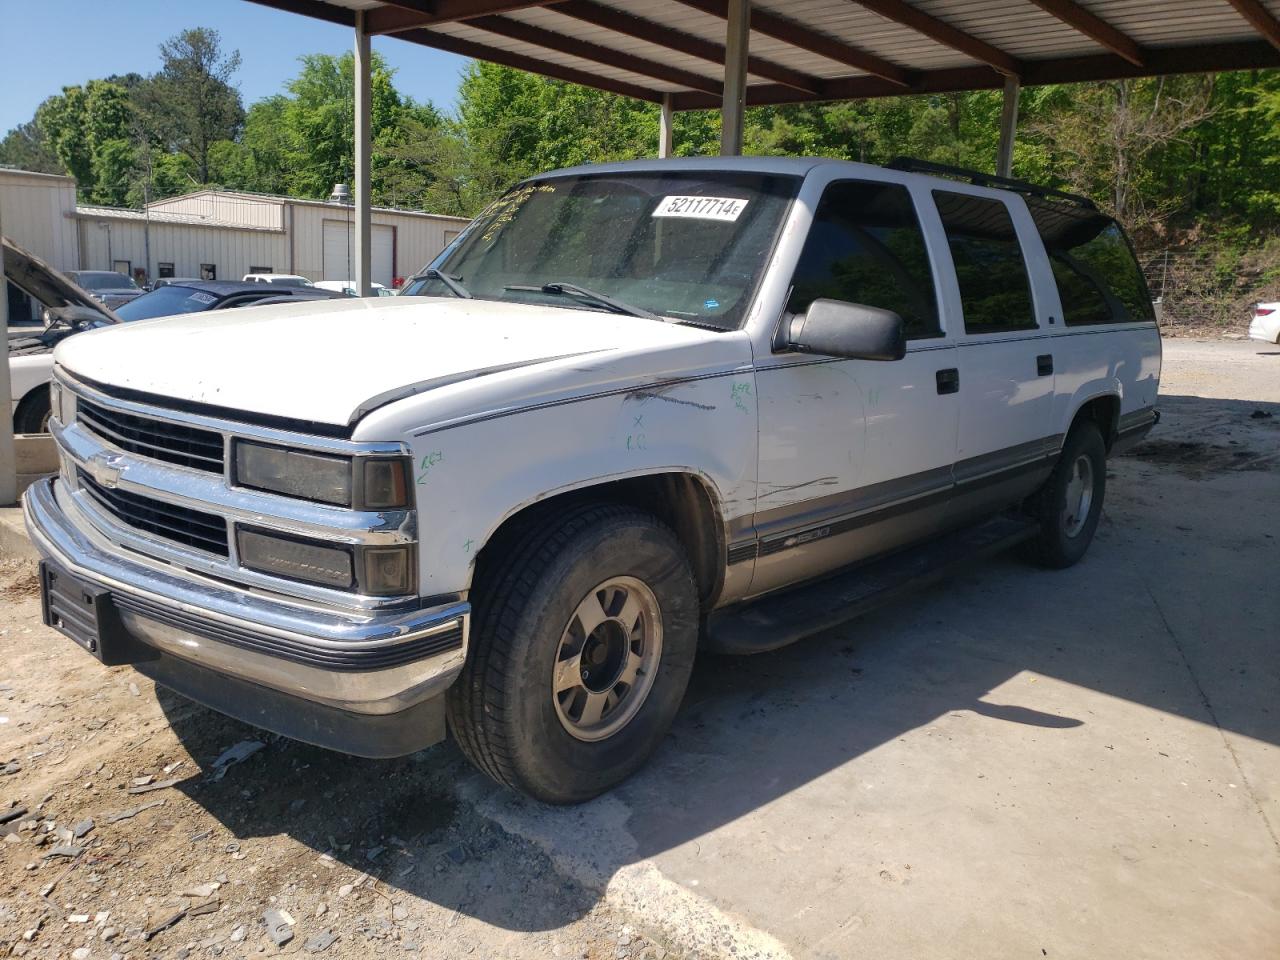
186 292 217 304
652 195 749 222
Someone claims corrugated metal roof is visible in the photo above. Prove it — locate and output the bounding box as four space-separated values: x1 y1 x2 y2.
244 0 1280 109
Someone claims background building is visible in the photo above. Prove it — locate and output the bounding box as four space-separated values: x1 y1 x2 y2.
2 167 469 294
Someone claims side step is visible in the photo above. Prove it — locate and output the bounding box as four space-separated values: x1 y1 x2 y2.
705 514 1038 655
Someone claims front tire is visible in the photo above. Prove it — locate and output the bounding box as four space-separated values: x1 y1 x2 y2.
1024 420 1106 569
14 389 52 434
447 502 699 804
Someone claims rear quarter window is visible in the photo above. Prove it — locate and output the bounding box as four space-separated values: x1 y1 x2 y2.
1025 197 1155 326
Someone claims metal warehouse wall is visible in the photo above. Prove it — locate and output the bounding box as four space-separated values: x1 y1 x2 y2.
289 203 468 282
148 191 285 231
0 170 80 272
77 218 288 282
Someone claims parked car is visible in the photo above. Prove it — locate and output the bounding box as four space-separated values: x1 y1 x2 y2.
9 274 343 433
114 280 344 321
65 270 145 309
1248 301 1279 344
313 280 394 297
24 157 1161 803
243 273 314 287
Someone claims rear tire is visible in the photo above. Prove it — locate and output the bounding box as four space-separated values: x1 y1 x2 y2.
447 502 699 804
1023 420 1106 569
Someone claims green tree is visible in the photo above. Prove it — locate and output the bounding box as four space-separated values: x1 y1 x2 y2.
0 121 63 174
136 28 245 182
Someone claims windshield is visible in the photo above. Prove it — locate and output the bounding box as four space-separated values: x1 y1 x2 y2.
406 170 799 330
76 272 138 291
115 286 220 321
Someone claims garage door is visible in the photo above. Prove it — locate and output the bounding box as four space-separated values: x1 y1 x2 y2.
322 220 393 286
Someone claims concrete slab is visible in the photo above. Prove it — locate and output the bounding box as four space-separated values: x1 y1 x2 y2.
479 339 1280 959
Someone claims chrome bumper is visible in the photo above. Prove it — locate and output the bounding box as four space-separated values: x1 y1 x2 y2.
23 477 469 735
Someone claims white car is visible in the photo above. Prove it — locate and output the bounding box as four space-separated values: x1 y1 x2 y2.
1248 302 1279 344
242 273 314 287
313 280 394 297
25 157 1161 803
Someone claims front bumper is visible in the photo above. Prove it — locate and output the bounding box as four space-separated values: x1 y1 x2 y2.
23 477 469 757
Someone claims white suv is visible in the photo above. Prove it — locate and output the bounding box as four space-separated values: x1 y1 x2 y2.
26 157 1161 802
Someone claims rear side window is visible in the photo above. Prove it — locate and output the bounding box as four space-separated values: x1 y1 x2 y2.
788 180 940 338
933 191 1036 334
1024 197 1155 325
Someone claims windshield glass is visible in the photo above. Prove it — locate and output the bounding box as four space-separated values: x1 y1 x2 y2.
408 170 799 329
115 286 220 321
76 272 138 291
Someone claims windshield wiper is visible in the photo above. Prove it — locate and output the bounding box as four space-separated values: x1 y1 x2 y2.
420 268 471 299
504 281 659 321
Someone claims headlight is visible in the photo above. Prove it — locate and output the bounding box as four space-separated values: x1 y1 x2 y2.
235 443 412 510
236 528 415 596
236 442 352 505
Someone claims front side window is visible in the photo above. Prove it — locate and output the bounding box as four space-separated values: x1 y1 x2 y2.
933 191 1036 334
1024 197 1155 326
787 180 940 338
418 171 800 330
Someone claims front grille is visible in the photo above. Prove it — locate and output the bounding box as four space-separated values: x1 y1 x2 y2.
77 398 225 474
78 470 230 557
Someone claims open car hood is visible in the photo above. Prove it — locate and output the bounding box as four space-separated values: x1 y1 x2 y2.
4 237 119 329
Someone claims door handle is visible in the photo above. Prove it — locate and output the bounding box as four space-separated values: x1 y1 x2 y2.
936 368 959 395
1037 354 1054 376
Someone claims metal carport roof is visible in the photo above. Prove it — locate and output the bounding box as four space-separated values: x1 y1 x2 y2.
249 0 1280 109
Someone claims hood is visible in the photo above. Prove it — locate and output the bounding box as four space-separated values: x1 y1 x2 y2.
4 237 118 325
54 296 716 426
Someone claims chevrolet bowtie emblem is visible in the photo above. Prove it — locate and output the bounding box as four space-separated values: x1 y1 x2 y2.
87 452 125 489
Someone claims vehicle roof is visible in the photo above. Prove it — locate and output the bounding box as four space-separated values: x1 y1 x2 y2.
245 273 309 279
70 269 133 278
151 280 321 296
527 156 1102 210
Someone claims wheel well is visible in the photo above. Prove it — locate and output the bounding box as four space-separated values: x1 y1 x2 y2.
12 384 52 432
1073 395 1120 452
473 473 725 607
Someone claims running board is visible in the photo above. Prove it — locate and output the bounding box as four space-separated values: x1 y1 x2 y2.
705 515 1038 655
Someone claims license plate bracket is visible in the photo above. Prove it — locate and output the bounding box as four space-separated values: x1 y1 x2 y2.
40 561 153 666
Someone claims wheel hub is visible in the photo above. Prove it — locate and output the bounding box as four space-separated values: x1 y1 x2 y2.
1061 453 1094 538
552 576 663 742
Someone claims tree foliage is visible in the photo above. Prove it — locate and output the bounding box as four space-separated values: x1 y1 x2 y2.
1 28 1275 257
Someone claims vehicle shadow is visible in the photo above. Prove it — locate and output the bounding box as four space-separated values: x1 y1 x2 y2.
157 391 1280 932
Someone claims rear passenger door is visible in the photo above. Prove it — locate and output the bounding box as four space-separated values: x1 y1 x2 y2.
931 189 1060 524
749 179 959 597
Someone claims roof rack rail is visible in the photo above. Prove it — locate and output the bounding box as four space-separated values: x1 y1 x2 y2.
886 157 1097 210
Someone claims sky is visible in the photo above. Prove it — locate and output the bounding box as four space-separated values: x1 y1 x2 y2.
0 0 470 134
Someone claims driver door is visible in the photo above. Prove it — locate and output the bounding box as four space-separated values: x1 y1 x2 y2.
747 178 959 598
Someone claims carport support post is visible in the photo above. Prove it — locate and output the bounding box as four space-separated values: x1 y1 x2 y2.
354 10 373 298
659 93 673 158
0 199 17 506
720 0 749 157
996 75 1020 179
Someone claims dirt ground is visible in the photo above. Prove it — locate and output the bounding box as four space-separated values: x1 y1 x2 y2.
2 337 1277 960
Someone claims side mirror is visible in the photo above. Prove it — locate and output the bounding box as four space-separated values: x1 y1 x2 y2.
787 299 906 361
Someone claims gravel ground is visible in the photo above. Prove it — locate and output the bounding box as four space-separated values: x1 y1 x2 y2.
0 564 669 959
